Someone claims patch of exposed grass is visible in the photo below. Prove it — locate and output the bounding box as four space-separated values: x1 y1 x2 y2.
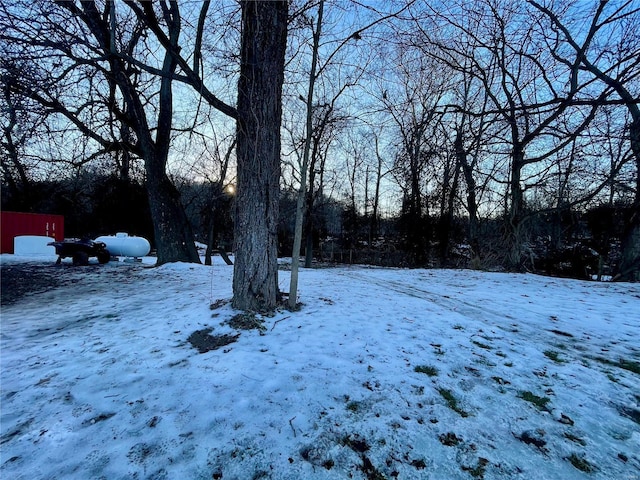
81 412 116 426
564 433 586 446
438 388 469 417
465 366 481 377
438 432 462 446
346 401 362 413
361 455 387 480
431 344 445 355
461 457 489 479
341 434 370 453
491 376 510 385
474 357 497 367
606 373 619 383
472 340 492 350
517 391 551 412
453 324 464 330
618 406 640 425
514 431 547 450
322 459 334 470
544 350 565 363
549 329 574 337
414 365 438 377
591 356 640 375
567 453 596 473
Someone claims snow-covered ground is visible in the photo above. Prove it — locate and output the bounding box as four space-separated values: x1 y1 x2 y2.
1 254 639 479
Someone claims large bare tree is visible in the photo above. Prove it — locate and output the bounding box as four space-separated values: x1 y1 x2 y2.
65 1 202 264
232 0 288 311
529 0 640 279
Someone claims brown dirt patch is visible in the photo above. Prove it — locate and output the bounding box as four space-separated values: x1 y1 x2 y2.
187 328 239 353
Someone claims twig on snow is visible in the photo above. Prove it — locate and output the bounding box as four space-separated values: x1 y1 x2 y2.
271 316 291 331
289 416 297 437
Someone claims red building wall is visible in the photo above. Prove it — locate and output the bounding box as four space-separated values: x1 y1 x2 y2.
0 211 65 254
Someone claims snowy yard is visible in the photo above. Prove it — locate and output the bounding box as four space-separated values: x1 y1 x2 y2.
1 254 639 479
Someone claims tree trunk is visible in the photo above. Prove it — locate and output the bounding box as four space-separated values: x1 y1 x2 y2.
305 142 329 268
456 132 480 257
204 199 217 266
143 2 200 265
289 0 323 308
304 186 315 268
146 172 201 264
233 0 288 311
507 148 526 269
118 119 133 182
617 118 640 281
439 161 460 264
369 136 385 246
617 213 640 281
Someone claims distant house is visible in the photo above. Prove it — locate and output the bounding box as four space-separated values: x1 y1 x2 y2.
0 211 64 254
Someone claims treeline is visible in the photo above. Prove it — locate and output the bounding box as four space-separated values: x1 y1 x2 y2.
2 173 631 280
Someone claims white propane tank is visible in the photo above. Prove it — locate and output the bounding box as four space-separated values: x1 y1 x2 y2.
95 233 151 257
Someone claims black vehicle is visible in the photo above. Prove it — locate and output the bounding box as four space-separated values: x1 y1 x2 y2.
48 238 111 266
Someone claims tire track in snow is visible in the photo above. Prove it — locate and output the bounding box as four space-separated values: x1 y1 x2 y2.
336 268 640 382
337 269 521 326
